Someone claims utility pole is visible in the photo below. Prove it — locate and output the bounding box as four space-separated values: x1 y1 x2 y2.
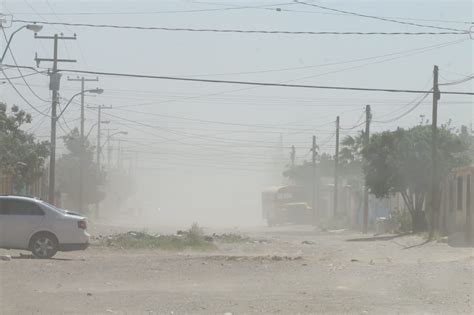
334 116 340 218
430 65 440 238
290 145 296 168
107 129 112 170
118 139 123 169
87 104 112 218
67 76 99 213
363 105 372 234
312 135 317 225
35 34 76 205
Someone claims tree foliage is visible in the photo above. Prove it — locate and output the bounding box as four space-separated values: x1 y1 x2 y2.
56 128 105 211
283 153 334 186
0 103 49 189
363 125 470 232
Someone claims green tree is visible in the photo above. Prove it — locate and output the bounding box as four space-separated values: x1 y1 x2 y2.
56 128 105 212
0 103 49 192
339 131 365 187
283 153 334 185
363 125 470 232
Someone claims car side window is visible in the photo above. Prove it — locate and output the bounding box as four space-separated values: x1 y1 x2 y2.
1 200 45 216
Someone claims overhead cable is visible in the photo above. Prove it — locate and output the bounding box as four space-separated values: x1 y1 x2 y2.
50 68 474 96
12 19 468 35
0 68 50 117
294 0 469 33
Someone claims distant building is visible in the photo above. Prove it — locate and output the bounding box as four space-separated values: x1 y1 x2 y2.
439 165 473 244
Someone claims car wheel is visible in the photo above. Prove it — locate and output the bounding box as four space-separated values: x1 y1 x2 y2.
30 233 58 259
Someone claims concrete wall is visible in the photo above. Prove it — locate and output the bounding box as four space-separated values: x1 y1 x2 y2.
440 166 474 243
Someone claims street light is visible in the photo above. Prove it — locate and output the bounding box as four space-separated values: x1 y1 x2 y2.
0 23 43 63
101 131 128 150
57 88 104 120
86 120 110 140
25 24 43 33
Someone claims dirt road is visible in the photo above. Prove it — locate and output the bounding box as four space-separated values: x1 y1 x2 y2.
1 225 473 314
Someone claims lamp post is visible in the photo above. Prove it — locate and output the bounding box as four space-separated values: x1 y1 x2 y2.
57 88 104 120
0 23 43 63
85 120 110 140
101 131 128 150
102 131 127 168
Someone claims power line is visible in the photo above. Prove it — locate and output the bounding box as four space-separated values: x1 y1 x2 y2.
10 2 294 16
178 39 466 78
57 100 74 133
26 112 49 133
374 76 433 120
112 107 354 132
36 67 474 96
276 7 472 25
0 68 50 117
279 39 467 84
101 116 282 158
439 74 474 86
0 69 46 80
294 0 469 33
318 132 336 147
1 27 50 103
372 91 432 124
22 0 62 33
12 19 468 35
93 109 304 157
1 64 48 74
340 120 366 131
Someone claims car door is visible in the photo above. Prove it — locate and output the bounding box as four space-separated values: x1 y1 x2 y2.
0 199 7 247
1 199 46 249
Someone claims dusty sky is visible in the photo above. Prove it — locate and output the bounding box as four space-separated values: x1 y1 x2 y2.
1 0 472 226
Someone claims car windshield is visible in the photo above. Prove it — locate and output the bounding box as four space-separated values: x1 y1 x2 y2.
39 201 66 214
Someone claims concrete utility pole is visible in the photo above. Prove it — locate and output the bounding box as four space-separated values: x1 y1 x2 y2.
334 116 340 218
67 76 99 213
87 104 112 218
312 135 317 225
35 34 76 205
430 65 440 238
363 105 372 234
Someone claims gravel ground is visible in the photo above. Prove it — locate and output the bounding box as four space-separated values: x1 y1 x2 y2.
0 225 473 314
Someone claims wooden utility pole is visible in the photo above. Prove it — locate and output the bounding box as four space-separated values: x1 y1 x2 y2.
334 116 340 218
67 76 99 212
35 34 76 205
312 135 317 224
430 65 440 238
363 105 371 234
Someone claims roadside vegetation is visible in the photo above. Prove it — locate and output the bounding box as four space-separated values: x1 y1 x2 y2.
99 224 216 251
96 224 261 251
211 233 253 243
